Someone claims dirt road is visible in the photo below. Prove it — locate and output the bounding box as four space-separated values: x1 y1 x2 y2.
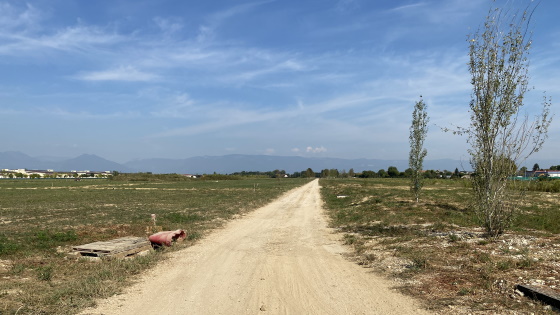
82 179 429 315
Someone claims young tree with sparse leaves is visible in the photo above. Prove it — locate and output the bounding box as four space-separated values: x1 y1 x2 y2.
409 97 429 203
460 3 552 237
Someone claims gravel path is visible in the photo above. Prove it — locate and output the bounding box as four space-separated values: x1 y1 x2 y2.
81 179 429 315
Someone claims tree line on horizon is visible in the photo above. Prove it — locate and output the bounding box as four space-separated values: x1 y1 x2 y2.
230 167 468 179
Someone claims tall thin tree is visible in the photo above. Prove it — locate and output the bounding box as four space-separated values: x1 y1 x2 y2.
462 3 552 237
409 97 429 203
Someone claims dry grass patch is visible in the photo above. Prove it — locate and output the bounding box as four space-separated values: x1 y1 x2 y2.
321 178 560 314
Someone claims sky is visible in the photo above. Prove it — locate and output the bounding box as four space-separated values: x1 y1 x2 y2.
1 0 559 164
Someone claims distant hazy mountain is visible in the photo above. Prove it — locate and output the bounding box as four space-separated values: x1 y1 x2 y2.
3 151 553 174
58 154 133 172
0 152 132 172
0 151 50 170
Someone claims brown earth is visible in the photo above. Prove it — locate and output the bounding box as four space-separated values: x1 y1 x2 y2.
80 179 429 315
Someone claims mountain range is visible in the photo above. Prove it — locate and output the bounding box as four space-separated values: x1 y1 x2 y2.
1 151 552 174
0 152 134 173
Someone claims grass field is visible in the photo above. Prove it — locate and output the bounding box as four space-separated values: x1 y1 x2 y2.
0 177 310 314
320 178 560 314
3 176 559 314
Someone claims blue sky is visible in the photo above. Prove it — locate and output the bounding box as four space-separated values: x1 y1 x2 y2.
1 0 559 164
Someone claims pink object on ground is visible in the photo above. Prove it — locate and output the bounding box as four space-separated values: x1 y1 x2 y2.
148 229 186 246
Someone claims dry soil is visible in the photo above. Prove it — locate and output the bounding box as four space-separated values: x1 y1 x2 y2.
81 179 429 315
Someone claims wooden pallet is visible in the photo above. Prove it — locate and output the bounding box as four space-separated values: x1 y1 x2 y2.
72 236 152 259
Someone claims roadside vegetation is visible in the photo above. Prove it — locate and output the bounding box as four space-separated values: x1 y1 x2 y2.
0 177 309 314
408 96 429 203
458 2 552 237
321 177 560 314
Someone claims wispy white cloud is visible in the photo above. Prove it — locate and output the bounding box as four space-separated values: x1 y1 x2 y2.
76 65 159 82
531 47 560 95
197 0 275 43
0 0 333 90
0 24 124 55
387 0 483 20
380 0 487 45
206 0 275 27
388 2 427 12
0 3 123 55
151 93 196 118
49 25 123 48
196 25 215 43
153 17 183 35
150 104 294 138
306 146 327 153
147 90 387 140
0 2 42 31
147 51 466 138
37 107 140 120
231 58 308 82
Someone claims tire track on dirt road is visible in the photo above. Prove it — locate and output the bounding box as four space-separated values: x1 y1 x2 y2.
81 179 429 315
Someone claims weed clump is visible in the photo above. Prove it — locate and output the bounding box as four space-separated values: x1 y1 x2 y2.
0 235 20 255
36 265 54 281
